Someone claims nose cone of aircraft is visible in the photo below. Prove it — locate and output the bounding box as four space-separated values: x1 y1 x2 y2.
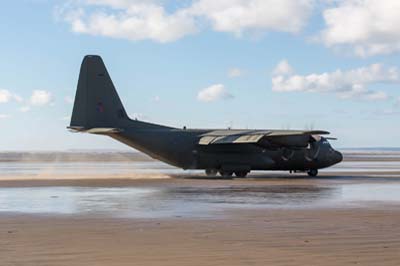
333 150 343 165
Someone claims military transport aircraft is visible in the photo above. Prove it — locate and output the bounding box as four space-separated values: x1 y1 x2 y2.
68 55 343 178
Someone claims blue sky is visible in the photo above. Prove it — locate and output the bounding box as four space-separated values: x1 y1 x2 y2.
0 0 399 150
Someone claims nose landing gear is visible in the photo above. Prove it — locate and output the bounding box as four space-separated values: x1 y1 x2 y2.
307 169 318 177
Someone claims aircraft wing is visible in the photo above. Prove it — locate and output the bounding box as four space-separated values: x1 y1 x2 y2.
198 130 330 148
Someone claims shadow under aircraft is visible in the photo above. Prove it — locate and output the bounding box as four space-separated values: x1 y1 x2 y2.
68 56 343 178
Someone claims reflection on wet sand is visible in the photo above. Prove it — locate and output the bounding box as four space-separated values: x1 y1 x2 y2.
1 181 399 217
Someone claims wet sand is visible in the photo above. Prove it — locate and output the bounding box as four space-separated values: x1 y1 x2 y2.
1 151 400 265
2 206 400 266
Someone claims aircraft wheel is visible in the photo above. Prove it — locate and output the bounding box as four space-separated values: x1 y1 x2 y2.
219 171 233 177
205 169 218 176
307 169 318 177
235 171 248 178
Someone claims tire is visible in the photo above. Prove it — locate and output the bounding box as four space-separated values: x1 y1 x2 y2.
307 169 318 177
219 171 233 177
235 171 248 178
205 169 218 176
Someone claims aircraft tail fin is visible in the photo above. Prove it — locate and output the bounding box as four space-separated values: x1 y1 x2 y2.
69 55 129 130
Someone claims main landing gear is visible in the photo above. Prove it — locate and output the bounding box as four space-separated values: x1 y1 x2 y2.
234 171 248 178
205 169 218 176
205 169 249 178
219 171 233 177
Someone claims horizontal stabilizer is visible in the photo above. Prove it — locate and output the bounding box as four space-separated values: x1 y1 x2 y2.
67 127 122 134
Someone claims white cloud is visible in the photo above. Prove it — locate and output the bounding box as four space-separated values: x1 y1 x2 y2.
57 0 315 42
30 90 53 106
0 114 10 119
189 0 314 36
272 59 293 76
151 95 160 102
0 90 12 103
228 68 243 78
320 0 400 57
84 0 149 9
272 60 397 101
0 88 54 111
59 1 198 43
197 84 233 102
0 89 22 104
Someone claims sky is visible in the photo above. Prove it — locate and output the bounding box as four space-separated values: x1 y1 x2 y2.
0 0 399 150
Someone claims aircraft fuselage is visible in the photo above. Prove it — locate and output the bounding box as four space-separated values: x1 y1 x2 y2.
110 127 343 172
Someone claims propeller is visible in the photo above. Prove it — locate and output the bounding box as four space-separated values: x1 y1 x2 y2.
304 134 321 161
325 137 338 140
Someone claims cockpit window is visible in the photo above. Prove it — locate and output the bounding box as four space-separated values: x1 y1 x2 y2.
311 135 331 146
321 138 330 146
311 135 322 142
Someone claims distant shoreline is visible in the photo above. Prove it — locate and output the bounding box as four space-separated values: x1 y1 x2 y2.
1 149 400 163
0 151 153 163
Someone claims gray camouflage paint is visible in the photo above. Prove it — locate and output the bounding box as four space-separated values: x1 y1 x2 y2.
69 56 342 177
